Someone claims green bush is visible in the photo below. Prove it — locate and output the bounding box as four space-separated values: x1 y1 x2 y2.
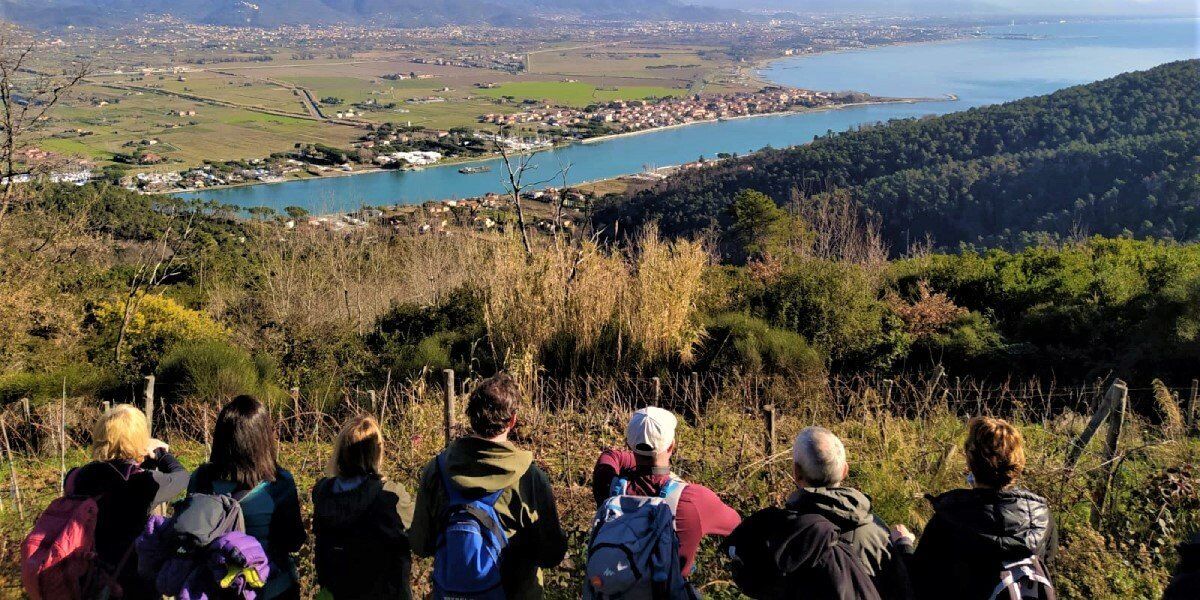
753 259 899 368
699 313 824 375
368 286 488 378
0 363 119 405
156 340 281 405
889 238 1200 381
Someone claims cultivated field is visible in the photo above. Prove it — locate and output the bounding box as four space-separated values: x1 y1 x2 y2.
478 81 683 107
26 42 751 169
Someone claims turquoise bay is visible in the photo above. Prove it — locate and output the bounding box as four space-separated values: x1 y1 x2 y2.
178 18 1199 213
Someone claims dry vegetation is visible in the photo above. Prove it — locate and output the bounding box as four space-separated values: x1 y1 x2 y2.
0 375 1196 599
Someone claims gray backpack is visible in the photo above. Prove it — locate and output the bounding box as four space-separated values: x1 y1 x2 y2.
584 476 692 599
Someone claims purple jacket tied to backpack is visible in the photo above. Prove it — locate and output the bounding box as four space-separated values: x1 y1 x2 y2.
137 495 270 599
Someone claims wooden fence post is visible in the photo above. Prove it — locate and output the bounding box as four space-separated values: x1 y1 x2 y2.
443 369 456 448
368 390 377 416
763 404 777 485
2 416 23 519
60 379 67 494
290 387 301 437
1188 379 1198 433
690 372 701 418
1066 379 1123 469
143 375 156 435
763 404 776 457
1093 380 1128 527
20 398 29 423
652 377 661 405
925 366 945 405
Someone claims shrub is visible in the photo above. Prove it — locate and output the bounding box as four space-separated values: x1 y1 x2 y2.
0 363 119 405
698 313 824 376
92 292 228 374
753 258 895 367
156 339 280 406
369 286 489 378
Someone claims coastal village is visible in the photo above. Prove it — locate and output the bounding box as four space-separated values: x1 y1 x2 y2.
102 84 874 194
480 87 868 133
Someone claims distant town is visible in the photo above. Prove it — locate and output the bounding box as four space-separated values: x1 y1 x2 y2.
481 87 877 134
3 12 998 195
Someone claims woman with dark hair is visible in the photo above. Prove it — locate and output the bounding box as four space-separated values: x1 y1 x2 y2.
189 395 305 600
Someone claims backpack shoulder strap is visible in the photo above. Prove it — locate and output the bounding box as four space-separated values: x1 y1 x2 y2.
609 476 630 498
659 477 687 516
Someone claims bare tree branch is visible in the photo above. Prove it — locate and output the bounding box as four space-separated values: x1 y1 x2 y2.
494 129 569 257
0 34 92 222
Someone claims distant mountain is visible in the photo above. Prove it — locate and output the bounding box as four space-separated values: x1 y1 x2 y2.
689 0 1196 15
0 0 742 29
692 0 1004 14
597 60 1200 252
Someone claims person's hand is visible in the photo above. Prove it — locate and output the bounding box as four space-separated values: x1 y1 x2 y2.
146 438 168 459
890 524 915 546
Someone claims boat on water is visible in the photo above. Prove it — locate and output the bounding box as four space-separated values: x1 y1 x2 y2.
459 166 492 175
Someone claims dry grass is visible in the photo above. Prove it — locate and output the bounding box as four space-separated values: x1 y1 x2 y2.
225 227 492 339
482 227 709 372
620 226 709 365
1 374 1193 599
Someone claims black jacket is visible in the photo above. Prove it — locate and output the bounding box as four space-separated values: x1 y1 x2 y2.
901 487 1058 600
1164 531 1200 600
723 507 882 600
312 475 415 600
788 487 914 600
68 450 189 599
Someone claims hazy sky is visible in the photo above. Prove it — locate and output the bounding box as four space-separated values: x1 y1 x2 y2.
692 0 1198 16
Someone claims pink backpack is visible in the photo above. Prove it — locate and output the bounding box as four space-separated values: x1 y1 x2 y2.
21 464 138 600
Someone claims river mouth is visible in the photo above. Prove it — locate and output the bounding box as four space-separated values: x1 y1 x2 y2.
176 18 1198 213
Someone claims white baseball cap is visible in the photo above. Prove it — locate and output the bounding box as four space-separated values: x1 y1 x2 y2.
626 407 678 456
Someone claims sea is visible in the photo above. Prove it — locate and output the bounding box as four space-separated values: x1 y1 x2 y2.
176 18 1199 214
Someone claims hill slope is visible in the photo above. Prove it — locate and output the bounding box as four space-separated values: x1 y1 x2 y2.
0 0 739 28
598 60 1200 251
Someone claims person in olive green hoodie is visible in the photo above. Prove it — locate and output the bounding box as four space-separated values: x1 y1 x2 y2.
410 373 568 599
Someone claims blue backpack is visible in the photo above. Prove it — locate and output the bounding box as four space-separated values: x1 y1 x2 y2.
432 453 509 600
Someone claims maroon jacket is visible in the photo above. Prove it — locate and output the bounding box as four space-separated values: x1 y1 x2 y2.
592 448 741 575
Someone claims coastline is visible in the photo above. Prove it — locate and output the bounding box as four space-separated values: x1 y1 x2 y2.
169 94 951 197
167 36 977 200
579 96 950 145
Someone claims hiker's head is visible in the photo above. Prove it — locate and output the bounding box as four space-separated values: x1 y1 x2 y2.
791 426 848 488
92 404 151 462
467 373 521 440
626 407 678 466
330 414 384 478
965 416 1025 489
209 395 278 487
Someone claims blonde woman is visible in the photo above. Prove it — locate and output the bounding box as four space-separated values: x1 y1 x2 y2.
68 404 189 599
312 414 415 600
891 417 1058 599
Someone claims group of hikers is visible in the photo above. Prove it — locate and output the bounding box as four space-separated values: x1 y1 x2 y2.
18 373 1199 599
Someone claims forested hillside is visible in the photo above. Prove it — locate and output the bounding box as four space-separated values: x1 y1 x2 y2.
598 60 1200 251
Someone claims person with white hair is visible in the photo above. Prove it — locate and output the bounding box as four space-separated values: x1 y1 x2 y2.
788 426 913 600
591 406 741 577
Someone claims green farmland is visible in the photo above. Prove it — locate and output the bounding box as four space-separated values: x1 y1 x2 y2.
478 81 684 108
